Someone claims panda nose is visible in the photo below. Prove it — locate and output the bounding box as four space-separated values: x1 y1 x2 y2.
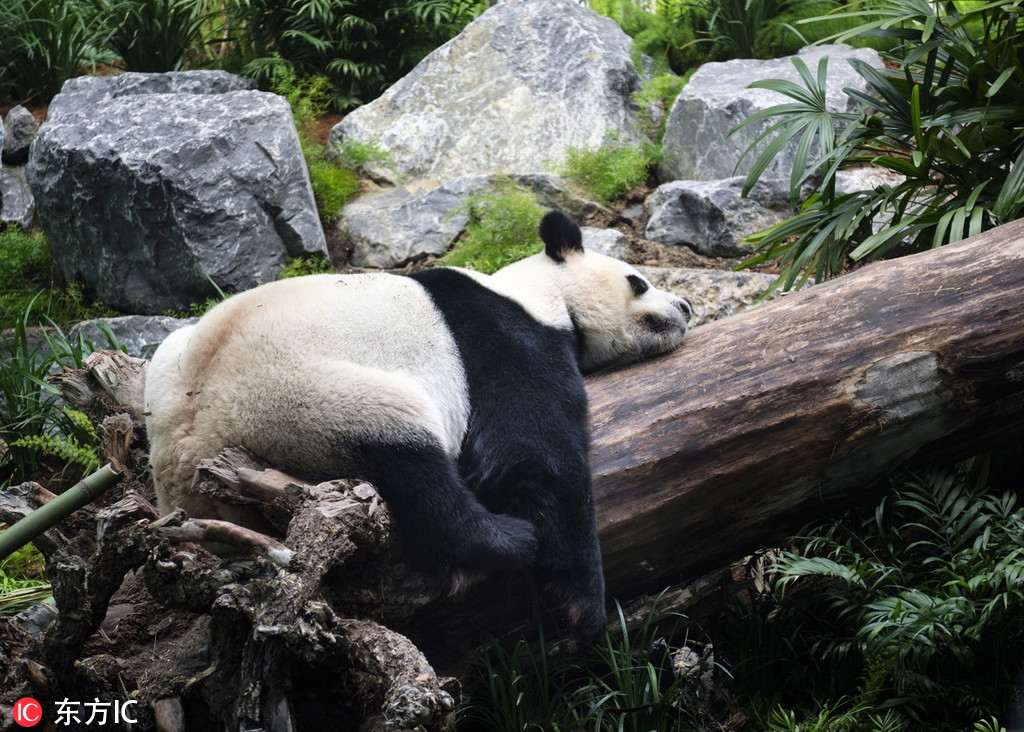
676 298 692 324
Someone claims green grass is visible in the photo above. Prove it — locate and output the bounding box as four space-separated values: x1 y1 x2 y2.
560 141 657 204
1 297 113 488
278 254 334 279
458 596 716 730
441 186 547 274
271 68 368 224
0 229 116 329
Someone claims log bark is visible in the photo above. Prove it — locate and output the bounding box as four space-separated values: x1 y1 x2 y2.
585 218 1024 602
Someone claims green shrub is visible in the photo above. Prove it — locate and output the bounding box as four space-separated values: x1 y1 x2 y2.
0 230 116 329
278 254 333 279
737 0 1024 292
590 0 708 75
0 0 104 102
634 73 689 143
304 142 361 223
271 69 364 224
442 186 547 274
225 0 488 111
560 141 657 204
736 465 1024 729
459 598 715 731
89 0 214 72
705 0 810 59
0 299 115 487
333 138 389 171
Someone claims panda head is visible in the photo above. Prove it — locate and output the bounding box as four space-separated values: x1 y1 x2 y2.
495 211 692 374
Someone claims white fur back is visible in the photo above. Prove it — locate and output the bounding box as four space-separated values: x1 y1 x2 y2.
144 274 470 516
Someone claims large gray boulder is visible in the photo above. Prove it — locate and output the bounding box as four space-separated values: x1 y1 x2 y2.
341 173 606 268
329 0 645 185
660 45 883 184
28 71 326 314
645 177 795 257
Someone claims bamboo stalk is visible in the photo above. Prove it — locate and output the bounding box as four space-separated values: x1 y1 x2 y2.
0 464 124 561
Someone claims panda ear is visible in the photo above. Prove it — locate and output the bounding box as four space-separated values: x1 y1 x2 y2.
539 210 584 263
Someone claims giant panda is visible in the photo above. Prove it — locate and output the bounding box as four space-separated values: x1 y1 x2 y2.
144 211 691 642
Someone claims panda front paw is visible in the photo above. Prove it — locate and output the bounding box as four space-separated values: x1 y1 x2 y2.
429 511 538 594
461 512 538 570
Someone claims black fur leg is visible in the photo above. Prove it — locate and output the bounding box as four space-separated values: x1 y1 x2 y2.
350 437 538 580
540 547 607 645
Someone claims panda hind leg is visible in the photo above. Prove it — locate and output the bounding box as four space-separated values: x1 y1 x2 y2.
350 437 538 587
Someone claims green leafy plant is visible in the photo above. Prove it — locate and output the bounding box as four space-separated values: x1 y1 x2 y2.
459 598 717 731
271 68 363 223
0 0 105 102
333 138 389 171
1 298 115 488
88 0 214 72
589 0 707 76
746 465 1024 728
304 144 361 223
634 72 690 143
225 0 487 111
0 543 50 617
9 407 100 476
560 140 657 204
278 255 333 279
764 698 904 732
705 0 810 59
736 0 1024 292
0 230 117 329
442 185 547 274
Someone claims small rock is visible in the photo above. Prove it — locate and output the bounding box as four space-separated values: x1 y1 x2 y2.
637 266 781 326
645 177 794 258
1 167 35 231
70 315 198 359
582 227 627 259
2 105 39 166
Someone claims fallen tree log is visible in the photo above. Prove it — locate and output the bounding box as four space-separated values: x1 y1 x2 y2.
587 218 1024 601
409 216 1024 664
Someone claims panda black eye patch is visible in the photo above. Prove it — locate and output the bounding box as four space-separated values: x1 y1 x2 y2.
627 274 649 297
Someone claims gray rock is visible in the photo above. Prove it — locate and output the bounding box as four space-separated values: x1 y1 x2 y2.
340 173 606 268
0 167 35 230
835 165 904 195
70 314 198 359
660 45 883 184
645 177 795 257
636 266 782 326
582 227 627 259
50 70 256 110
2 105 40 165
28 72 325 314
329 0 645 185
